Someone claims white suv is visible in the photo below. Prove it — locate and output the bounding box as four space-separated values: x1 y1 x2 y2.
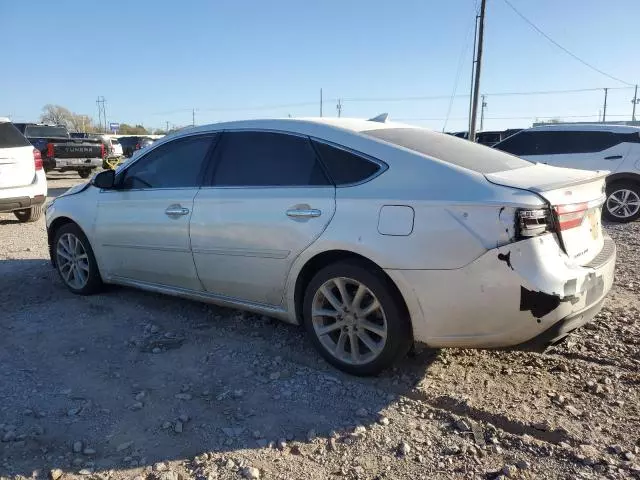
495 124 640 222
0 118 48 222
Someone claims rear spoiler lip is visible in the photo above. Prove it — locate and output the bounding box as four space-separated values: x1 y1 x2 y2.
485 169 609 193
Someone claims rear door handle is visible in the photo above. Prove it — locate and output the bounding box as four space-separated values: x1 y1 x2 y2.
286 208 322 218
165 205 190 217
604 155 623 160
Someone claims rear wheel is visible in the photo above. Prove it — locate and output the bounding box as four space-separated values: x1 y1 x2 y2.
53 223 103 295
604 181 640 223
14 204 44 223
302 261 412 376
78 168 93 179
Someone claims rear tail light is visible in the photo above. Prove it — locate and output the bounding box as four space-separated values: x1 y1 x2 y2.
554 202 589 231
135 143 140 150
33 149 43 170
101 143 106 158
517 202 590 239
517 208 552 238
46 142 54 158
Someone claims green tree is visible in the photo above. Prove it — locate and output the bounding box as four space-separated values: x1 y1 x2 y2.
119 123 149 135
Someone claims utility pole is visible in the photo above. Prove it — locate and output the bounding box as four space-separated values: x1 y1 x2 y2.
480 95 487 131
602 88 608 123
467 8 479 139
632 85 639 122
320 88 323 117
192 108 195 127
336 98 342 118
96 96 107 133
166 121 170 132
469 0 486 142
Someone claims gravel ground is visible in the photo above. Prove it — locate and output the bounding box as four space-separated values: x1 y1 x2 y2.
1 173 639 480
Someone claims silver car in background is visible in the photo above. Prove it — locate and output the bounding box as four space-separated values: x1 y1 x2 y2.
45 117 615 375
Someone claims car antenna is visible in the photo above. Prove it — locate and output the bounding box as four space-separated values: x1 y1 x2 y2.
368 113 389 123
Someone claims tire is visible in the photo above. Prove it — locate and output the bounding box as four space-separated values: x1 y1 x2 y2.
53 223 103 295
302 260 412 376
603 181 640 223
14 204 44 223
78 168 93 179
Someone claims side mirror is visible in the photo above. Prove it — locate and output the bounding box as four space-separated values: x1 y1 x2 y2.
92 169 115 189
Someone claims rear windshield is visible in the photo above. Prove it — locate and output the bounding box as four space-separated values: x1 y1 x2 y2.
24 125 69 138
111 138 120 144
0 122 31 148
362 127 532 174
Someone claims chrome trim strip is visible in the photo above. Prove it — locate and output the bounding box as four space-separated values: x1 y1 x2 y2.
108 276 291 321
192 247 290 259
101 243 190 253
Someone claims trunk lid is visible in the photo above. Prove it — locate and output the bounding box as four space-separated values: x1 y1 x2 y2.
0 122 35 188
486 164 607 266
0 145 35 188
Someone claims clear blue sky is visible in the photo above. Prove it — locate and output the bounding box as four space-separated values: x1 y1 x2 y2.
2 0 640 132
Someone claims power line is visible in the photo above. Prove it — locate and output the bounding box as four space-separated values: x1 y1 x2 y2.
397 113 633 122
501 0 634 86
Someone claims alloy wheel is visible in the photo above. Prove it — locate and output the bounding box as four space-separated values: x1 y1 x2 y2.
606 189 640 219
311 277 388 365
56 233 90 290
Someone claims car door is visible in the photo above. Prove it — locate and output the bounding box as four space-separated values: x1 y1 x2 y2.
534 131 629 172
94 134 218 290
190 130 336 307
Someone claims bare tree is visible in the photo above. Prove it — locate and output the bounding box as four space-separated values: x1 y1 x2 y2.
40 104 73 127
40 105 98 132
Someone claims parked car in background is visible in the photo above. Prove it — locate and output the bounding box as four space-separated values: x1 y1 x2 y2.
447 129 523 146
0 118 47 222
118 136 154 157
45 117 616 375
13 123 104 178
494 124 640 222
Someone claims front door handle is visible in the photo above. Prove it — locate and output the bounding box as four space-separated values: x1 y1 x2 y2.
604 155 623 160
165 205 190 217
286 208 322 219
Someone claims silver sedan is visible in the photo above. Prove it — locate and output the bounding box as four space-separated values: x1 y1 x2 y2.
46 117 615 375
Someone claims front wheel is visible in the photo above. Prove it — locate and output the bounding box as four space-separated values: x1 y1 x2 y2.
302 261 412 376
604 182 640 223
53 223 103 295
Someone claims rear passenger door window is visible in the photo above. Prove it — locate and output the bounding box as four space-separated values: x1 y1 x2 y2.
311 140 382 185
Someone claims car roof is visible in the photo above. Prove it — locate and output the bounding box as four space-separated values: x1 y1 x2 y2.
169 117 420 140
528 123 640 133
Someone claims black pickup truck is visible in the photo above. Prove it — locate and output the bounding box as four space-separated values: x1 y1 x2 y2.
13 123 104 178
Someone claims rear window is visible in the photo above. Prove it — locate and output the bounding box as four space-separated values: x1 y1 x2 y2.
24 125 69 138
362 127 531 173
0 122 31 148
111 139 120 145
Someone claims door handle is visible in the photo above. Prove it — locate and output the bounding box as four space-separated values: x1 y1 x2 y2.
604 155 623 160
165 205 190 217
286 208 322 219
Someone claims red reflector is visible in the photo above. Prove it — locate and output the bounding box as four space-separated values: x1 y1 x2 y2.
33 149 43 170
554 202 588 231
101 143 106 159
46 143 54 158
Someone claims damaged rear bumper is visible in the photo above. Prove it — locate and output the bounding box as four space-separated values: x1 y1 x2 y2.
385 233 616 348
